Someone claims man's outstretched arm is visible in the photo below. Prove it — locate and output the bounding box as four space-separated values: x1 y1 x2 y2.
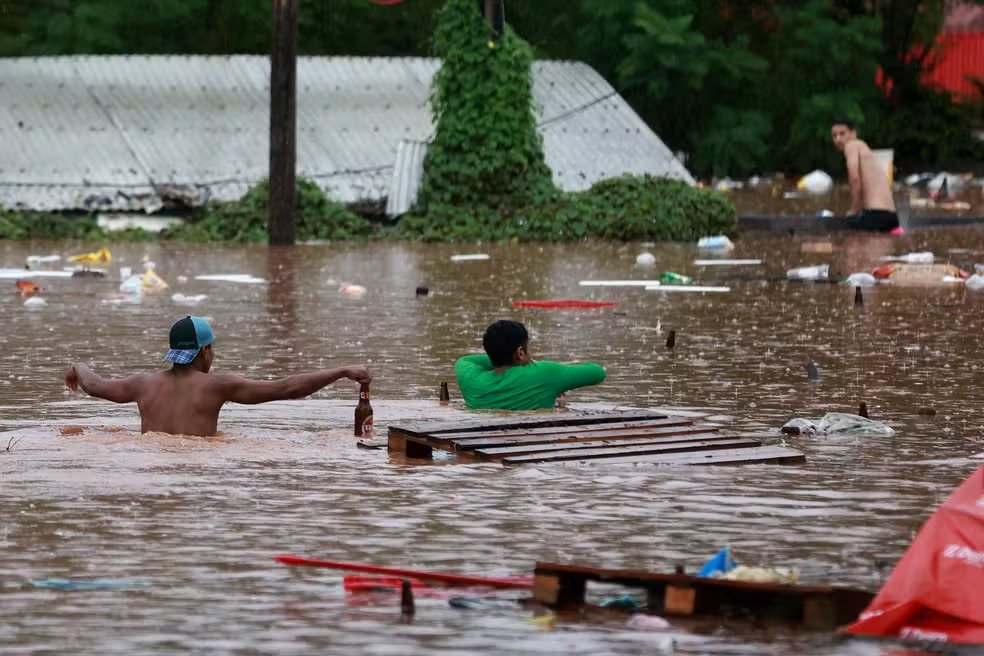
65 363 146 403
219 366 372 405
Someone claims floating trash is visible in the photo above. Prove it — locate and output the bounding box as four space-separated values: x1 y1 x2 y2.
693 259 762 266
31 578 153 591
172 293 208 305
450 254 490 262
881 252 934 264
67 247 111 268
194 274 266 284
781 413 895 437
697 235 735 251
579 280 662 287
797 170 833 195
339 284 367 298
25 254 61 270
645 285 730 293
635 252 656 266
787 264 829 281
23 296 47 309
844 273 877 287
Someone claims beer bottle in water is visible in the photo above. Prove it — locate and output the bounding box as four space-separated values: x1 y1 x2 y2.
355 383 374 437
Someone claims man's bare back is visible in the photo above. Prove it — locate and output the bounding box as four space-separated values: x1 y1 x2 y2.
65 316 371 437
843 139 895 213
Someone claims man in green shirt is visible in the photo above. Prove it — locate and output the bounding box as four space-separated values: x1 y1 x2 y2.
455 320 606 410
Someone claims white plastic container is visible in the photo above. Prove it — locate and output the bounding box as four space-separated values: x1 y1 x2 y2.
787 264 830 281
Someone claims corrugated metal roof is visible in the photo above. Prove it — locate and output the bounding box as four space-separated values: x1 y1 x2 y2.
925 32 984 98
386 140 429 217
1 55 692 213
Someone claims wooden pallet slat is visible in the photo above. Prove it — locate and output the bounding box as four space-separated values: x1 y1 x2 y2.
472 432 740 458
430 417 692 441
555 445 806 466
499 438 761 464
390 410 666 437
449 424 721 450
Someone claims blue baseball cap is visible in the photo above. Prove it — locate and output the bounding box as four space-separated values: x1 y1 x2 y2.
163 316 214 365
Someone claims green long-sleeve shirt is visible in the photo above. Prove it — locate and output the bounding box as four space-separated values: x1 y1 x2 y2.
454 354 606 410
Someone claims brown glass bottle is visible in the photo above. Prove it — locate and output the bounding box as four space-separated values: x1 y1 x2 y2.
355 383 374 437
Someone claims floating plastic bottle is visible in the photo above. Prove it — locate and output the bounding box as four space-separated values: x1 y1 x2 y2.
659 272 693 284
881 252 934 264
787 264 830 281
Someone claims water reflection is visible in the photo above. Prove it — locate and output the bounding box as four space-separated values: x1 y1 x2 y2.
1 230 984 654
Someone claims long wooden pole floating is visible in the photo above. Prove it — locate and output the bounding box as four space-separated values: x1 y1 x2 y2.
268 0 298 245
275 555 532 589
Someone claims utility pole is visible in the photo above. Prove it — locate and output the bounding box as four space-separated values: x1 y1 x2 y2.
268 0 298 246
481 0 505 36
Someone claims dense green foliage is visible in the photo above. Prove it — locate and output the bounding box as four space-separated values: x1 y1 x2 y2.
401 175 736 242
161 179 374 243
1 0 980 176
415 0 555 217
0 210 155 241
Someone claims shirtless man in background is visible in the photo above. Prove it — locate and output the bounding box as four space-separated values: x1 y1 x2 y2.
65 315 372 437
831 119 899 232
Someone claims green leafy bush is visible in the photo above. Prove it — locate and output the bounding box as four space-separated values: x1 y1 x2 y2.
0 210 155 241
162 178 374 243
415 0 557 216
401 175 736 242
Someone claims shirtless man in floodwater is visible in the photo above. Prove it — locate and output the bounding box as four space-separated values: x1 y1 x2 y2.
65 315 372 437
831 118 898 232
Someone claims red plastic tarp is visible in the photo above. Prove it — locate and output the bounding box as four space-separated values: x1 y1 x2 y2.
511 300 619 309
843 465 984 645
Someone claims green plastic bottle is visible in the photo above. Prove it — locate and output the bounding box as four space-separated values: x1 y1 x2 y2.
659 272 693 285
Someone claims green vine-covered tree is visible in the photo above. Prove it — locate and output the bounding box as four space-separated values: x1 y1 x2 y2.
414 0 556 219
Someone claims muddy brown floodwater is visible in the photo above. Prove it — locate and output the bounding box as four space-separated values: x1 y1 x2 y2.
2 230 984 655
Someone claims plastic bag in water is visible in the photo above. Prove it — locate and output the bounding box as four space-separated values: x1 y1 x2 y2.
782 412 894 436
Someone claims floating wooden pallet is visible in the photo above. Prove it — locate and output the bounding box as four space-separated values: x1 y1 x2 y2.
533 562 873 630
387 410 805 466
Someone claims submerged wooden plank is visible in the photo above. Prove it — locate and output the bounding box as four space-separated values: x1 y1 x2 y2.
549 446 806 466
473 432 742 458
450 425 721 450
430 417 691 442
500 438 760 464
389 410 666 437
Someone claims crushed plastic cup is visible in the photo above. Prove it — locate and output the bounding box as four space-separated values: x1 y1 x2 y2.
697 235 735 251
787 264 830 281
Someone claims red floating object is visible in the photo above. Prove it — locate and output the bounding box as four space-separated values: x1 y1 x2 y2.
275 555 532 590
843 465 984 645
511 300 619 309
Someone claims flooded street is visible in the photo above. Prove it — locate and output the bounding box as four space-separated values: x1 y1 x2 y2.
2 230 984 655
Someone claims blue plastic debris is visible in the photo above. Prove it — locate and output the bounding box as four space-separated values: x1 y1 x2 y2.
697 547 737 578
30 578 153 591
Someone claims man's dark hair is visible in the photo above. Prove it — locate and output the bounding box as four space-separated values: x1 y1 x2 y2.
831 117 856 131
483 320 529 367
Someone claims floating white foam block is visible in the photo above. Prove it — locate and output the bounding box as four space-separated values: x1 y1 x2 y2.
450 254 490 262
646 285 731 293
693 259 762 266
0 268 73 279
194 274 266 284
579 280 663 287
